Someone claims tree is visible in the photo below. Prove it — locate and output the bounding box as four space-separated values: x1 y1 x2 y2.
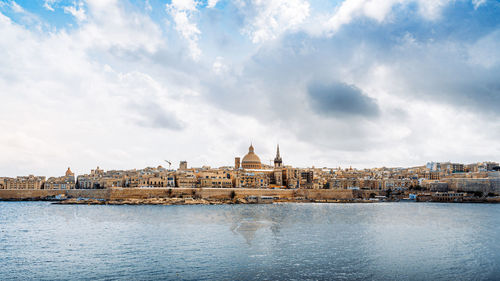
191 189 200 199
411 185 423 191
386 188 392 198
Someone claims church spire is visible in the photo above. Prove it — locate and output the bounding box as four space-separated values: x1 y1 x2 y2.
274 144 282 168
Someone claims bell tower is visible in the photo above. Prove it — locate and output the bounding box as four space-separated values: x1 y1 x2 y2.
273 144 283 186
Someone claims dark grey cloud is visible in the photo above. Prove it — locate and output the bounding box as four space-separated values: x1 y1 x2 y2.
307 82 380 118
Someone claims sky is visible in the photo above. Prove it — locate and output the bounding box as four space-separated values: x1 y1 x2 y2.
0 0 499 177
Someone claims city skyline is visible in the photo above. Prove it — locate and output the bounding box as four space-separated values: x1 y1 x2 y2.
1 0 500 177
1 141 498 178
2 141 498 192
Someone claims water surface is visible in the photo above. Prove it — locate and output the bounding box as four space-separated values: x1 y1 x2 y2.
1 202 499 280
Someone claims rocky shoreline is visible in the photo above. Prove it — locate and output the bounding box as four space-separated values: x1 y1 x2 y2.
2 188 499 205
52 197 379 205
53 197 249 205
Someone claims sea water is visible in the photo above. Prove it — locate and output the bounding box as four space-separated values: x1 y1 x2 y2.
1 202 499 280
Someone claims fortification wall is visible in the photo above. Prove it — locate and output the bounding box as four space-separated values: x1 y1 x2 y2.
295 189 354 200
105 188 355 200
67 189 111 199
0 189 65 199
0 188 356 201
0 189 111 200
445 178 500 193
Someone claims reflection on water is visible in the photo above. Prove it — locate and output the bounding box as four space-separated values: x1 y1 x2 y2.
229 205 289 245
1 202 500 280
231 219 268 245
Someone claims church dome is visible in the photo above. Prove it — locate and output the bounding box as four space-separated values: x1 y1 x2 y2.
241 144 262 169
65 167 74 177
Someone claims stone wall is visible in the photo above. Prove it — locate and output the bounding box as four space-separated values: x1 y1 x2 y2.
0 188 356 201
0 189 64 199
0 189 111 200
445 178 500 194
295 189 355 200
67 189 111 199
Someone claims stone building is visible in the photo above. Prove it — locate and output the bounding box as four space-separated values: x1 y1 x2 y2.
45 167 76 189
4 175 46 189
77 166 106 188
236 171 270 188
179 161 188 170
235 157 240 169
199 178 233 188
176 173 197 188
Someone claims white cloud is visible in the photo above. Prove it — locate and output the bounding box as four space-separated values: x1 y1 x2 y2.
145 0 152 12
207 0 219 8
43 0 57 11
468 30 500 68
0 0 499 177
472 0 486 9
416 0 450 20
212 56 228 74
166 0 202 59
240 0 310 43
0 4 281 176
4 1 44 30
321 0 452 36
168 0 198 11
10 1 24 13
63 1 87 22
77 0 163 53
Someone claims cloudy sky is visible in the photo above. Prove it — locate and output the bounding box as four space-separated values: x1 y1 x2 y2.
0 0 499 177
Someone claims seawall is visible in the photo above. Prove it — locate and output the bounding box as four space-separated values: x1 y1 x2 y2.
0 188 358 201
